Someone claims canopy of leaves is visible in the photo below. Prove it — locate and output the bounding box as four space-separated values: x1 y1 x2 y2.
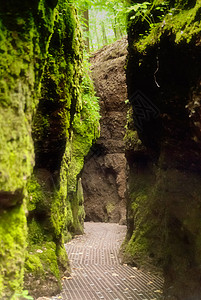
74 0 128 51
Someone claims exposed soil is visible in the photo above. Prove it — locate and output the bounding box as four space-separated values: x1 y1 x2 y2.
82 37 128 224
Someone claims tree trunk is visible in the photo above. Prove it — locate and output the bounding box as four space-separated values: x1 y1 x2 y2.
101 21 108 45
94 18 100 49
83 9 89 51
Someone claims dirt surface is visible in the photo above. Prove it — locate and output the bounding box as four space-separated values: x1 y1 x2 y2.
82 37 128 224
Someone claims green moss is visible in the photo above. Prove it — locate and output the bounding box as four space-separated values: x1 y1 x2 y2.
51 190 67 238
25 241 60 282
125 0 201 295
70 191 85 235
64 231 72 243
133 1 201 52
125 230 149 261
0 0 100 297
66 61 100 234
38 242 60 280
0 0 62 296
28 219 45 245
124 129 143 150
0 107 34 192
124 192 150 263
69 179 85 234
26 175 46 212
122 130 159 268
32 112 51 143
57 243 69 270
25 254 44 275
0 205 27 298
24 1 100 293
77 178 84 205
106 202 115 214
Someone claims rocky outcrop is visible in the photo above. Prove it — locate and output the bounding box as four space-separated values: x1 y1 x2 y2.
0 1 99 298
124 1 201 299
82 38 128 224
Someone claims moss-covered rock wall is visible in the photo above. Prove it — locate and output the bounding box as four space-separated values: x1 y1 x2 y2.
125 1 201 299
0 0 99 298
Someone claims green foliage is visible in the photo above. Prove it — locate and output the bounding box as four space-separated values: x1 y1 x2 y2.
127 1 168 25
74 0 127 51
127 0 201 51
15 290 34 300
79 64 100 129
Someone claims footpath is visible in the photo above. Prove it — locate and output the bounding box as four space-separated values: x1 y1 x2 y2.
47 222 163 300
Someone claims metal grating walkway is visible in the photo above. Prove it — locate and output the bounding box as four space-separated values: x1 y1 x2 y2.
54 222 163 300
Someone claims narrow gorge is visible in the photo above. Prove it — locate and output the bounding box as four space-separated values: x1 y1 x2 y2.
0 1 201 300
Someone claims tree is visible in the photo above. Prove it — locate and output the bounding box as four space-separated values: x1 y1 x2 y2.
74 0 128 51
83 8 89 51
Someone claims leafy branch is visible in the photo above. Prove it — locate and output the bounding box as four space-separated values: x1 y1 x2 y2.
127 1 169 29
15 290 34 300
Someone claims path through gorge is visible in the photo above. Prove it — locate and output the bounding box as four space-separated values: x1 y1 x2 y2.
35 37 164 300
48 222 163 300
45 38 163 300
1 3 201 299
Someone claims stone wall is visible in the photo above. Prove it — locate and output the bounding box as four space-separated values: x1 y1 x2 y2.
124 1 201 299
0 1 99 298
82 38 128 224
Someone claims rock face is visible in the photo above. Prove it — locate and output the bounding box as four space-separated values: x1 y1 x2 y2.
124 1 201 299
82 38 128 224
0 1 99 298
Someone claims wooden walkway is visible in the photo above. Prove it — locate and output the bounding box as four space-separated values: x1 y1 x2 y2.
51 222 163 300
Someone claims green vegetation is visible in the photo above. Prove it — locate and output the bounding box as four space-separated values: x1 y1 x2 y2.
24 0 100 294
0 0 100 298
1 0 200 298
15 290 34 300
27 175 47 212
127 0 201 52
67 56 100 234
25 242 61 280
0 205 27 298
0 0 57 295
124 0 201 297
74 0 127 51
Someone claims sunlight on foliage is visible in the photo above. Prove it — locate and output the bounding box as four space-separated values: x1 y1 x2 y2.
81 52 100 126
74 0 127 51
15 290 33 300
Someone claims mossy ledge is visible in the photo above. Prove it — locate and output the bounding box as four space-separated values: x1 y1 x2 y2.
0 0 99 298
124 0 201 299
